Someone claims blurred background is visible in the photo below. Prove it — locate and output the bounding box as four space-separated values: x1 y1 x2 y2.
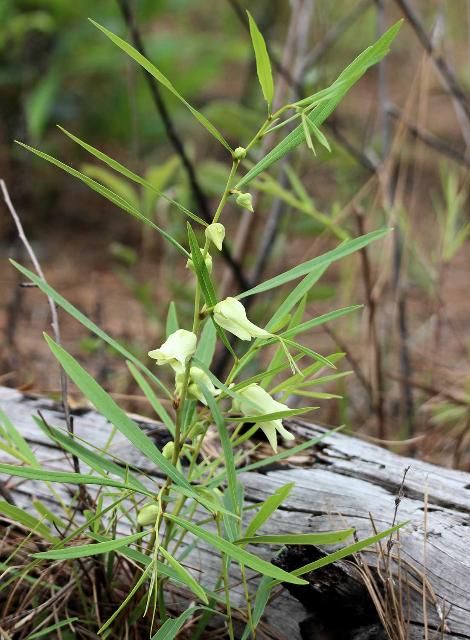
1 0 470 469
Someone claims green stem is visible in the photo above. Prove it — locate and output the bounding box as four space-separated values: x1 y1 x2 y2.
217 516 235 640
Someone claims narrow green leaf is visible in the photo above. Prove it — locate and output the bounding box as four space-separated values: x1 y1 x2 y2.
238 228 391 299
245 482 295 538
282 338 336 369
0 408 38 466
15 142 189 258
35 417 148 493
90 20 232 152
0 501 57 542
34 531 148 560
291 523 407 577
238 429 342 474
237 529 354 546
43 335 195 494
200 384 239 522
150 606 214 640
165 513 308 585
280 305 362 340
166 301 179 337
247 11 274 108
59 126 205 226
159 547 209 604
187 224 218 307
0 462 145 492
195 320 217 367
231 406 317 423
236 22 402 188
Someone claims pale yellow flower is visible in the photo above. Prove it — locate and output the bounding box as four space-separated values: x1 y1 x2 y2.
213 297 271 341
148 329 197 373
233 383 294 452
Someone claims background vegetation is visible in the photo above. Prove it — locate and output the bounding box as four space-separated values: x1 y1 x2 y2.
2 0 470 469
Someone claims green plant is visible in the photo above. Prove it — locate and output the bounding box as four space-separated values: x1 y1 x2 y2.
1 14 403 639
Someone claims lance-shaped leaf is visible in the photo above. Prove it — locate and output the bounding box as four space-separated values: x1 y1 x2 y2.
247 11 274 108
236 530 354 546
90 19 232 152
16 142 189 258
43 335 195 495
58 126 205 226
238 228 391 299
165 513 308 585
236 21 402 189
33 531 149 560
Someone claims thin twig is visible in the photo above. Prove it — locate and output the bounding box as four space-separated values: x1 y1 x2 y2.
116 0 249 290
1 179 88 505
355 209 386 440
388 105 470 169
394 0 470 139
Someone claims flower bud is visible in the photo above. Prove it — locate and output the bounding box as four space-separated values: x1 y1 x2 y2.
205 223 225 251
213 297 271 341
187 366 221 404
235 192 254 213
148 329 197 373
186 249 213 274
233 146 247 160
162 441 175 460
137 503 160 526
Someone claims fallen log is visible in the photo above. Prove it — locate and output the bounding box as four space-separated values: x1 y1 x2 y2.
0 385 469 640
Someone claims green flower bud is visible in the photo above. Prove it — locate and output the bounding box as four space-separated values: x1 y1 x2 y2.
137 503 160 526
162 441 175 460
186 249 213 274
233 146 247 160
235 192 254 213
205 223 225 251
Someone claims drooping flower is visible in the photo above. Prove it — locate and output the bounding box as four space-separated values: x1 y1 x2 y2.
175 366 221 404
186 248 213 274
205 223 225 251
148 329 197 373
235 192 254 212
213 297 271 341
233 383 294 452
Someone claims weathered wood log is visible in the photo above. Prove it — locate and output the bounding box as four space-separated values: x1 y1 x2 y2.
0 386 469 640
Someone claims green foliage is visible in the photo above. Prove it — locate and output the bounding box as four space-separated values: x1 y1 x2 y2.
1 11 404 638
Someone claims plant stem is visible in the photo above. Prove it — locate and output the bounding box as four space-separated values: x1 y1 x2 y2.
217 516 235 640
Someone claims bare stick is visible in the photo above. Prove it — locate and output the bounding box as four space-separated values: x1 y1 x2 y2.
1 179 87 501
355 209 387 440
388 105 470 169
394 0 470 140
